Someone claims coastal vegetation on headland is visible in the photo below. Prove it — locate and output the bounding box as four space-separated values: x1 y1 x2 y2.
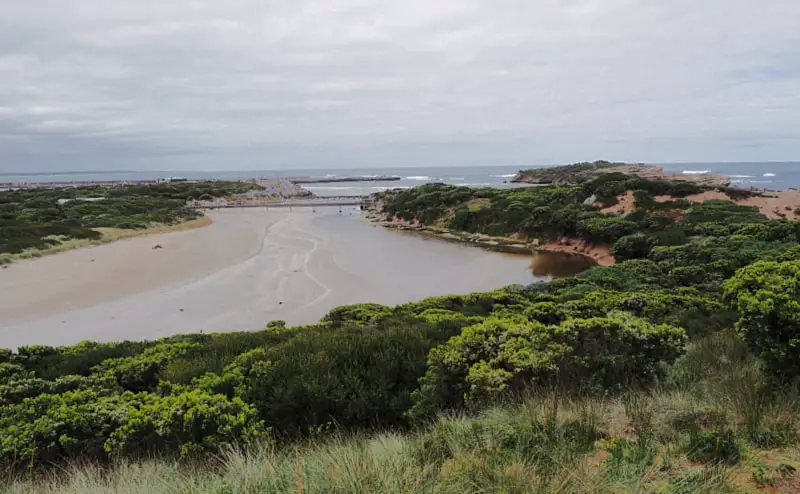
510 160 732 187
5 164 800 492
0 181 262 264
367 163 800 264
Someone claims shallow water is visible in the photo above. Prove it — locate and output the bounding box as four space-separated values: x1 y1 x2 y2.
0 208 589 347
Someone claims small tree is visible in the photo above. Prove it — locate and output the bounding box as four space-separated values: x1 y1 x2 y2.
724 261 800 379
612 233 655 261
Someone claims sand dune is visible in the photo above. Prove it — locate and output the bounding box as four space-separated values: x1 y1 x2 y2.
0 209 533 348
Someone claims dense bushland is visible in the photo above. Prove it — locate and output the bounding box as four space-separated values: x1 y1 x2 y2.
4 175 800 492
373 175 769 249
0 181 261 256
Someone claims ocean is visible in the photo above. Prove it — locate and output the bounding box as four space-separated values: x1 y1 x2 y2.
2 162 799 196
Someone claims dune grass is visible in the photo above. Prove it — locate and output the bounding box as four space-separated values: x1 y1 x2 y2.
0 216 212 266
6 333 800 493
3 395 793 493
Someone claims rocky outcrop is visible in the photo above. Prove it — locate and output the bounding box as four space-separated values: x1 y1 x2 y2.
512 162 731 187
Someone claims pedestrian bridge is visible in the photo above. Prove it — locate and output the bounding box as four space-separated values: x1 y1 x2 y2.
188 196 365 209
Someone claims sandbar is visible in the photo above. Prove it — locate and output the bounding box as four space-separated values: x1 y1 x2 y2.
0 208 533 348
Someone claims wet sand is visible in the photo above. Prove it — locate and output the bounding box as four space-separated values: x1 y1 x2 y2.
0 208 534 348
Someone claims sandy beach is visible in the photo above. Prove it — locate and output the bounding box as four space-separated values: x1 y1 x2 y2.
0 208 534 348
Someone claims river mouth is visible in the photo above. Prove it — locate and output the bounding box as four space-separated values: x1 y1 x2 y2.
529 251 598 278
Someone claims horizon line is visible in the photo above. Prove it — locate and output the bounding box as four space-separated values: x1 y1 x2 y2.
2 160 799 176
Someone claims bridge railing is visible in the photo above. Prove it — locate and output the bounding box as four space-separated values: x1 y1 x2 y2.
188 197 367 209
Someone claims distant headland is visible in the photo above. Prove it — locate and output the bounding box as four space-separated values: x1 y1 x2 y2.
511 160 731 187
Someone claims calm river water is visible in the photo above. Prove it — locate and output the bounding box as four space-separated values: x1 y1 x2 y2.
0 208 594 348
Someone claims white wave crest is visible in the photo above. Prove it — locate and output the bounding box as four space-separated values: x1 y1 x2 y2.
682 170 710 175
405 176 432 180
490 174 516 178
371 186 410 190
763 173 776 177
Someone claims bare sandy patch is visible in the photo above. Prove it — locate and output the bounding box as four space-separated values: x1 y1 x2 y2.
0 209 534 348
655 190 800 219
0 217 213 266
0 211 268 329
738 190 800 219
597 191 637 215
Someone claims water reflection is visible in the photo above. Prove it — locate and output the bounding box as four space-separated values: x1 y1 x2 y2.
529 251 597 278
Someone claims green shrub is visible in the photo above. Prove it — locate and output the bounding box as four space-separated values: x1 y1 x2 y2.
686 428 741 465
105 390 266 458
24 340 153 380
750 424 798 449
612 233 655 261
577 260 668 291
93 342 200 392
523 302 565 325
409 313 686 419
0 388 264 468
0 389 118 467
604 436 656 480
322 303 393 328
723 260 800 379
578 217 640 244
242 326 435 434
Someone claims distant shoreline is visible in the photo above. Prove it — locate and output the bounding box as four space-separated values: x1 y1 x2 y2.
1 175 401 190
361 204 611 266
287 175 401 184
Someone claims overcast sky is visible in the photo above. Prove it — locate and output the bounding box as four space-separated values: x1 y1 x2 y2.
1 0 799 172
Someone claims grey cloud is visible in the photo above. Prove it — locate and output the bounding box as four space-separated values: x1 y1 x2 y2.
0 0 799 171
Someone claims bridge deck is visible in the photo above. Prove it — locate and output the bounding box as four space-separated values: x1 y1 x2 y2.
189 197 365 209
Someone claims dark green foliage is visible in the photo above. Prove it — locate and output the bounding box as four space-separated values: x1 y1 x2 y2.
577 260 668 291
578 216 640 243
3 172 800 477
93 342 200 392
160 330 298 384
103 390 265 458
15 340 154 380
0 388 264 468
750 424 799 449
376 183 589 241
514 160 623 184
409 313 686 419
241 324 436 435
612 233 655 261
0 181 259 255
523 302 565 325
323 303 393 328
686 428 741 465
724 260 800 379
398 290 531 317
